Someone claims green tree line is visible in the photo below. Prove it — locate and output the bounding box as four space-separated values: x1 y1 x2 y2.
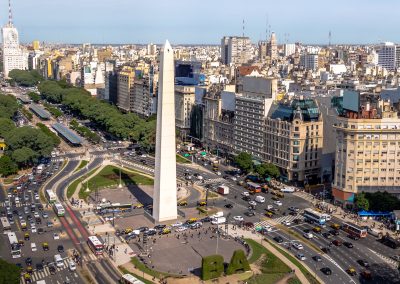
8 69 42 87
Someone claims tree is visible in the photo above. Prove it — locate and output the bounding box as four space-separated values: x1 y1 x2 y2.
0 155 18 176
255 163 269 177
234 152 253 174
8 69 42 86
12 147 37 167
355 192 369 211
365 191 400 212
0 118 15 138
0 258 21 284
0 94 19 119
265 163 280 179
27 92 41 103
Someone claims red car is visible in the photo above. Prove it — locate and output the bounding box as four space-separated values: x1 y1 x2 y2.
332 240 342 246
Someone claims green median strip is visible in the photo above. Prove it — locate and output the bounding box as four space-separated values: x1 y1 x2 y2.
176 154 191 164
118 265 154 284
74 160 88 173
66 166 99 199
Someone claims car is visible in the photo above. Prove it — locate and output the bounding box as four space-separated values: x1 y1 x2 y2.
177 201 187 206
24 233 30 240
36 263 44 271
273 236 283 243
242 196 251 201
312 255 322 262
303 232 314 239
241 192 250 197
35 217 41 224
248 201 257 206
25 257 32 266
329 229 339 236
27 214 33 221
197 201 207 206
347 234 359 241
233 216 244 222
225 203 233 209
53 233 60 240
68 260 76 271
296 253 306 261
292 243 303 250
263 225 273 232
343 242 353 248
42 242 49 251
273 200 283 206
360 270 372 280
322 232 331 239
357 259 369 267
30 243 37 251
245 210 255 217
282 220 291 226
37 228 44 234
154 224 166 230
293 218 302 224
57 245 64 253
49 264 56 275
321 267 332 275
332 240 342 246
346 267 357 276
171 221 183 227
288 206 300 213
190 222 202 229
31 226 36 233
321 247 331 253
33 212 40 218
201 217 212 223
47 221 53 227
390 255 400 261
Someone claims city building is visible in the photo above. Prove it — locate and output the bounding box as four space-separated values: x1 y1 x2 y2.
378 42 397 71
175 85 195 137
116 66 135 112
132 76 157 117
2 0 28 78
105 71 118 104
300 54 318 71
265 98 323 183
220 36 252 65
32 40 40 51
284 44 296 57
267 32 278 60
332 91 400 205
258 41 267 61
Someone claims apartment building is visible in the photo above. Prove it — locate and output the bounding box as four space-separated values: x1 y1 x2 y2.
175 85 195 136
300 54 318 71
117 66 135 112
220 36 252 65
265 98 323 183
233 76 277 159
333 95 400 205
132 76 157 117
378 42 396 71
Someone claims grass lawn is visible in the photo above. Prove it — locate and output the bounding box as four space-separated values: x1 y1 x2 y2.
245 239 291 284
79 165 153 200
287 276 302 284
267 240 320 284
130 257 181 279
67 166 99 199
118 265 154 284
74 160 89 173
176 154 191 164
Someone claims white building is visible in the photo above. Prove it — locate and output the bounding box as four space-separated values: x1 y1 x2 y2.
284 44 296 57
378 42 396 71
2 3 28 78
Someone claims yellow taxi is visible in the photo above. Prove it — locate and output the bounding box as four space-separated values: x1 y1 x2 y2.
187 218 198 224
346 267 357 276
42 242 49 251
313 226 322 233
265 211 274 218
23 273 31 283
24 233 30 241
178 201 188 206
124 228 133 234
134 203 143 209
330 223 341 230
161 228 171 235
197 201 207 206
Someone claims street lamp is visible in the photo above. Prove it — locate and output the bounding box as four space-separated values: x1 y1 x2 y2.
118 154 122 188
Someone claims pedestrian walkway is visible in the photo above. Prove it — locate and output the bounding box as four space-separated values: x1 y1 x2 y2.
193 177 225 185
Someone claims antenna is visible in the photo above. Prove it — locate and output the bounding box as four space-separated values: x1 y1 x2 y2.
242 19 245 37
8 0 12 25
329 30 332 47
265 14 269 41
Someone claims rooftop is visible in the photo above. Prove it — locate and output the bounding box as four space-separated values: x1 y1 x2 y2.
52 123 82 145
29 104 51 119
270 98 320 122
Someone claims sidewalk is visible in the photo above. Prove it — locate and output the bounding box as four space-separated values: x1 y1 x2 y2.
228 225 316 284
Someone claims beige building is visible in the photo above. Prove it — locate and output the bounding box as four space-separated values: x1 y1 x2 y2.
175 85 195 136
132 77 156 117
117 66 135 112
333 99 400 204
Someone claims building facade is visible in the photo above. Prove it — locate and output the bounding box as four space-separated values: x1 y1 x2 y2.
117 66 135 112
175 85 195 136
300 54 318 71
220 36 252 65
378 42 396 71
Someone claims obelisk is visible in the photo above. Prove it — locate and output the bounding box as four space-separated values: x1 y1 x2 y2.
152 40 177 222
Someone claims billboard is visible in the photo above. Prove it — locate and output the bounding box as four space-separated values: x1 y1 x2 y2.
342 90 359 112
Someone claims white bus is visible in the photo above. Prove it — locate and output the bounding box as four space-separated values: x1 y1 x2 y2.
87 235 104 255
8 232 21 258
303 208 326 225
120 274 145 284
53 202 65 217
45 190 57 203
1 217 11 234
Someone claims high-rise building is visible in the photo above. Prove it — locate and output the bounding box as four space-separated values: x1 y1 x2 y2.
2 0 28 78
220 36 252 65
32 40 40 51
132 75 157 117
284 44 296 57
267 32 278 60
300 54 318 71
258 41 267 61
332 92 400 205
378 42 396 71
175 85 195 136
105 71 118 104
153 40 178 223
116 66 135 112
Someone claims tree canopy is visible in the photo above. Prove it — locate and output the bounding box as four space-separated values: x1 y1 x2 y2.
0 94 19 119
364 191 400 212
355 192 369 211
27 91 41 103
0 155 18 177
8 69 42 86
234 152 253 174
0 258 21 284
0 118 16 138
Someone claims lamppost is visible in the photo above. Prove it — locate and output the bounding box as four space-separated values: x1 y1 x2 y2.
118 154 122 188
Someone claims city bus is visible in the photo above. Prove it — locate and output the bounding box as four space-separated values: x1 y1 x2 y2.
1 217 11 234
120 274 145 284
87 235 104 255
8 232 21 258
341 223 368 238
45 190 57 203
303 208 326 225
246 182 261 193
53 202 65 217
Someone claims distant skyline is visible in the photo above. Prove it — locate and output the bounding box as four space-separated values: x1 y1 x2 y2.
3 0 400 45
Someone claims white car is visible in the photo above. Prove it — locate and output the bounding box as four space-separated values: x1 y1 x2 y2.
31 243 37 252
171 221 183 227
31 226 37 233
303 232 313 239
273 200 283 206
296 253 306 261
282 220 291 226
141 154 147 158
53 233 60 240
230 176 237 181
197 175 203 180
233 216 243 222
242 192 250 197
267 205 274 210
176 226 188 232
68 260 76 271
34 212 40 218
34 194 39 200
248 201 257 206
292 243 304 250
263 225 273 232
216 171 222 176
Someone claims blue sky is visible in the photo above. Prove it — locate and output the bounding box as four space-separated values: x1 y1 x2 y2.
3 0 400 44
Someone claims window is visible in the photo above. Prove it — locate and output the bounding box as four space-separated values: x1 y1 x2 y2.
293 147 299 153
294 127 299 131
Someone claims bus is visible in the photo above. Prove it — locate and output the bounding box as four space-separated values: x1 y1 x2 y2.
120 274 145 284
246 182 261 193
1 217 11 234
45 190 57 203
341 223 367 238
303 208 326 225
7 232 21 258
53 202 65 217
87 235 104 255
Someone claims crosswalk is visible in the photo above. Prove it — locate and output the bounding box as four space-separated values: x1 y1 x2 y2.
119 159 154 173
0 201 36 208
293 191 315 203
21 258 79 284
194 178 226 185
254 211 304 228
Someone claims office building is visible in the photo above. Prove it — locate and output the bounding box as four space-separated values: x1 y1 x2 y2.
220 36 252 65
132 76 157 117
258 41 267 61
300 54 318 71
105 71 118 104
116 66 135 112
175 85 195 136
32 40 40 51
378 42 396 71
284 44 296 57
332 93 400 204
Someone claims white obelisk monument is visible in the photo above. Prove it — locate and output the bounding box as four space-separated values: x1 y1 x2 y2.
153 40 177 222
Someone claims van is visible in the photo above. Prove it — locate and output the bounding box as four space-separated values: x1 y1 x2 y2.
211 211 224 219
15 197 20 204
255 196 265 203
211 217 226 225
281 187 295 193
54 254 64 268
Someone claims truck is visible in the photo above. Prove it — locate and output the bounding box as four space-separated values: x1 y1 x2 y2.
36 164 44 174
211 217 226 225
217 185 229 195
